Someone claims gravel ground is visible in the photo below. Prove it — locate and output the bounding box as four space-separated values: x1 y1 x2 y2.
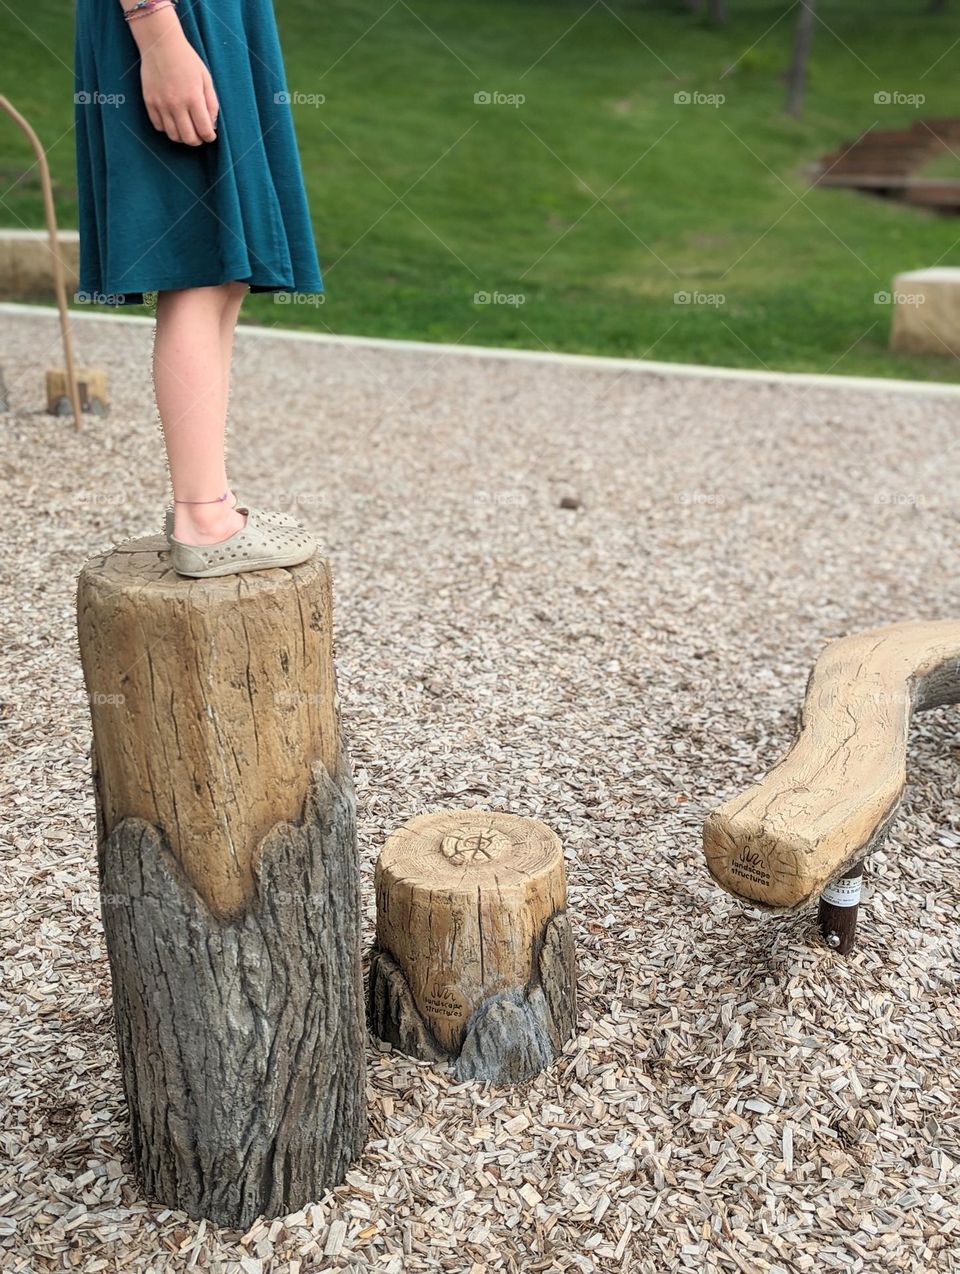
2 306 959 1274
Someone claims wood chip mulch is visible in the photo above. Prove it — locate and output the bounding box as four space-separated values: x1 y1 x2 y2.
1 309 959 1272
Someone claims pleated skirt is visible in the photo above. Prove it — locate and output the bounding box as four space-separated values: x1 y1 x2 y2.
73 0 324 305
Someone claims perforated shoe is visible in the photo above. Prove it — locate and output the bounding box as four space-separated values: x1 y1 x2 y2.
169 506 316 578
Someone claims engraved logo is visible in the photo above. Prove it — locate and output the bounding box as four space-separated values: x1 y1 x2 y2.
730 848 771 887
439 827 510 866
423 983 465 1021
729 843 801 889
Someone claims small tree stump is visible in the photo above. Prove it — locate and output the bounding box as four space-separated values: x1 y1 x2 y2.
77 536 367 1227
367 810 577 1083
704 620 960 916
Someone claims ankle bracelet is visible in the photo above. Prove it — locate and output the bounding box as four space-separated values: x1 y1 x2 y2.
173 491 230 505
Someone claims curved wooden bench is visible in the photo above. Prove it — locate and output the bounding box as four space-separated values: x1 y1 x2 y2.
704 620 960 914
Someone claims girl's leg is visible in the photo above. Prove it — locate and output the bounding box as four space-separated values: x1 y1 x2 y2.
219 280 248 440
154 282 248 544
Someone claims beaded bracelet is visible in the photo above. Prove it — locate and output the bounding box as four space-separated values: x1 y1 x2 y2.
124 0 179 21
126 0 177 19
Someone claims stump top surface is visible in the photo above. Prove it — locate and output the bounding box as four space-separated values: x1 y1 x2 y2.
378 809 563 891
79 535 327 605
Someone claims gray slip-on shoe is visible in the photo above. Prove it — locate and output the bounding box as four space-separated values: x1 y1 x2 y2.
169 506 316 578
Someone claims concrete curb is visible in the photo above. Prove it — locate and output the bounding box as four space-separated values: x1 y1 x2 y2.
3 300 959 398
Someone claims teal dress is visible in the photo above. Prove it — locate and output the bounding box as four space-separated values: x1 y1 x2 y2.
73 0 324 306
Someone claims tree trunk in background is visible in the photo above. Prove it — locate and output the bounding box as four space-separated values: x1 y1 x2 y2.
785 0 816 116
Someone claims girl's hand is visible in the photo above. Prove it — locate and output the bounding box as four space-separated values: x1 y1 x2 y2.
132 10 219 146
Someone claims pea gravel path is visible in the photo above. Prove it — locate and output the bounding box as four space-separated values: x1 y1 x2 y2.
1 306 959 1274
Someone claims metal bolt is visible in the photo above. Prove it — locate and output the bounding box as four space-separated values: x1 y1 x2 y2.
825 931 841 949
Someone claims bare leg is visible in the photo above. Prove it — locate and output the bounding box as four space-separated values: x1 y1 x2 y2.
154 282 247 544
220 281 248 448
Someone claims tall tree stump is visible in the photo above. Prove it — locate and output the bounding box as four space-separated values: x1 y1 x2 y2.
76 536 367 1228
704 620 960 919
367 810 577 1083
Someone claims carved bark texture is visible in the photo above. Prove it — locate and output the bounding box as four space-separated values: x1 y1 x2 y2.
368 811 577 1083
704 620 960 911
99 763 366 1227
78 538 366 1226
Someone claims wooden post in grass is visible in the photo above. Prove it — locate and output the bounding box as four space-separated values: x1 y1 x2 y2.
76 535 367 1227
703 620 960 950
0 95 84 430
367 810 577 1082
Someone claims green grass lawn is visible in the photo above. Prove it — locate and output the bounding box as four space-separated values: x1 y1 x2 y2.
3 0 960 379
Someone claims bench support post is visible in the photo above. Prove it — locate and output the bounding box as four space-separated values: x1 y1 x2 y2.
818 861 865 955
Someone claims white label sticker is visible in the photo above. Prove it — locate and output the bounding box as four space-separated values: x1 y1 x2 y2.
821 875 863 908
